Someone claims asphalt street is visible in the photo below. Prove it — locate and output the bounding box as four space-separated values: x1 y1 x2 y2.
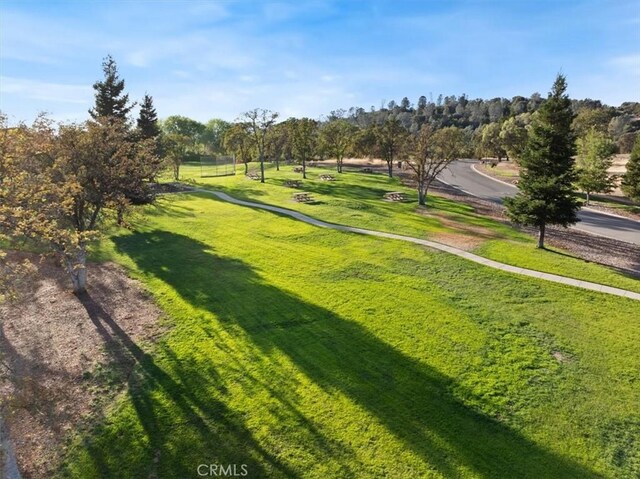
438 160 640 245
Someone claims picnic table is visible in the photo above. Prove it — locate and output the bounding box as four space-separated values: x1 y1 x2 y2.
362 167 373 173
383 191 406 202
246 172 261 180
284 180 302 188
319 174 335 181
293 166 304 173
292 192 314 203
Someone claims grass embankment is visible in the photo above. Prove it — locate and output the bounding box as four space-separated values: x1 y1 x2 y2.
176 163 640 293
61 192 640 478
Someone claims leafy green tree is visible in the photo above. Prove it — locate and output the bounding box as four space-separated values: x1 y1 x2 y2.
162 133 190 180
572 107 614 138
137 93 160 139
89 55 133 121
505 75 580 249
161 115 206 152
224 123 253 174
404 125 465 205
243 109 279 183
320 119 358 173
478 122 507 160
374 118 407 177
575 129 616 205
265 121 290 171
499 114 530 162
621 134 640 202
202 118 231 154
290 118 318 179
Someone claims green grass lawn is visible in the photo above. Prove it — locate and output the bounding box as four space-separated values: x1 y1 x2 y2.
172 163 640 294
61 192 640 478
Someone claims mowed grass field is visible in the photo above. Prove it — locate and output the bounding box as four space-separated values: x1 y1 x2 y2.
61 183 640 478
177 162 640 294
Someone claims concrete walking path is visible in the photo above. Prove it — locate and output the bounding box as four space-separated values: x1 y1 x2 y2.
191 188 640 302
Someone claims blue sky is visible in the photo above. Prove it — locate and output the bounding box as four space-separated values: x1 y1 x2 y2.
1 0 639 124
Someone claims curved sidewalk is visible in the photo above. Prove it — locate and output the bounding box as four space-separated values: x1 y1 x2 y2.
191 188 640 302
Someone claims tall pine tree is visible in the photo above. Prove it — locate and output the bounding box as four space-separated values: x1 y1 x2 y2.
89 55 133 121
505 74 580 248
137 93 159 139
621 133 640 202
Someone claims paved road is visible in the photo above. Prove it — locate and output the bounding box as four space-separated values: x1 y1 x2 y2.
189 188 640 300
439 159 640 245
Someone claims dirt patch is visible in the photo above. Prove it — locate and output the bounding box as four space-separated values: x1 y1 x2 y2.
0 252 166 479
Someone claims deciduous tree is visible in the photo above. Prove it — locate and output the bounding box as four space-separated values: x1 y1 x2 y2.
224 123 253 174
575 129 616 204
289 118 318 179
320 119 357 173
404 125 465 205
621 134 640 202
243 109 279 183
0 115 157 293
374 118 407 177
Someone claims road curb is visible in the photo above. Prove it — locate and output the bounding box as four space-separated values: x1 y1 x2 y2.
471 164 640 223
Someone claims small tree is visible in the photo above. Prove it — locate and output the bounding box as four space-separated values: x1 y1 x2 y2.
621 134 640 202
162 133 190 180
0 115 157 293
575 129 616 205
479 122 507 160
137 93 160 139
290 118 318 179
505 74 580 249
243 109 279 183
499 114 530 162
223 123 253 174
374 118 407 177
320 119 357 173
404 125 465 205
89 55 133 121
265 122 290 171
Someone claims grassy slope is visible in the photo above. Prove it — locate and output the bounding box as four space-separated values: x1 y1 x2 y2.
178 163 640 294
63 193 640 478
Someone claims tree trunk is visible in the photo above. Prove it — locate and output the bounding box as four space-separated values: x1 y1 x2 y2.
276 157 280 171
173 163 180 181
537 223 546 249
244 162 248 174
387 161 393 178
116 206 124 226
259 153 265 183
67 247 87 294
585 191 590 206
337 157 342 173
418 183 427 206
302 158 307 179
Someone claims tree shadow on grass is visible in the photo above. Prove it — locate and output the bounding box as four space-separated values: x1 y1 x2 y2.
72 292 297 479
111 230 603 479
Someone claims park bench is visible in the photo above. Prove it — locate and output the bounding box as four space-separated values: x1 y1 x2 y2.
292 192 313 203
293 166 304 173
246 172 261 180
383 191 406 202
362 167 373 173
284 180 302 188
319 174 335 181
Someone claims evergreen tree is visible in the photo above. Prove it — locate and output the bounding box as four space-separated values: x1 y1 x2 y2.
89 55 133 121
621 133 640 202
505 74 580 248
137 93 159 139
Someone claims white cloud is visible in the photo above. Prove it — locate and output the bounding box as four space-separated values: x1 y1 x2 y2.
0 76 92 104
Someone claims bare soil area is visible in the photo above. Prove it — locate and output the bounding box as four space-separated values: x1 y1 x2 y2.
0 252 166 479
